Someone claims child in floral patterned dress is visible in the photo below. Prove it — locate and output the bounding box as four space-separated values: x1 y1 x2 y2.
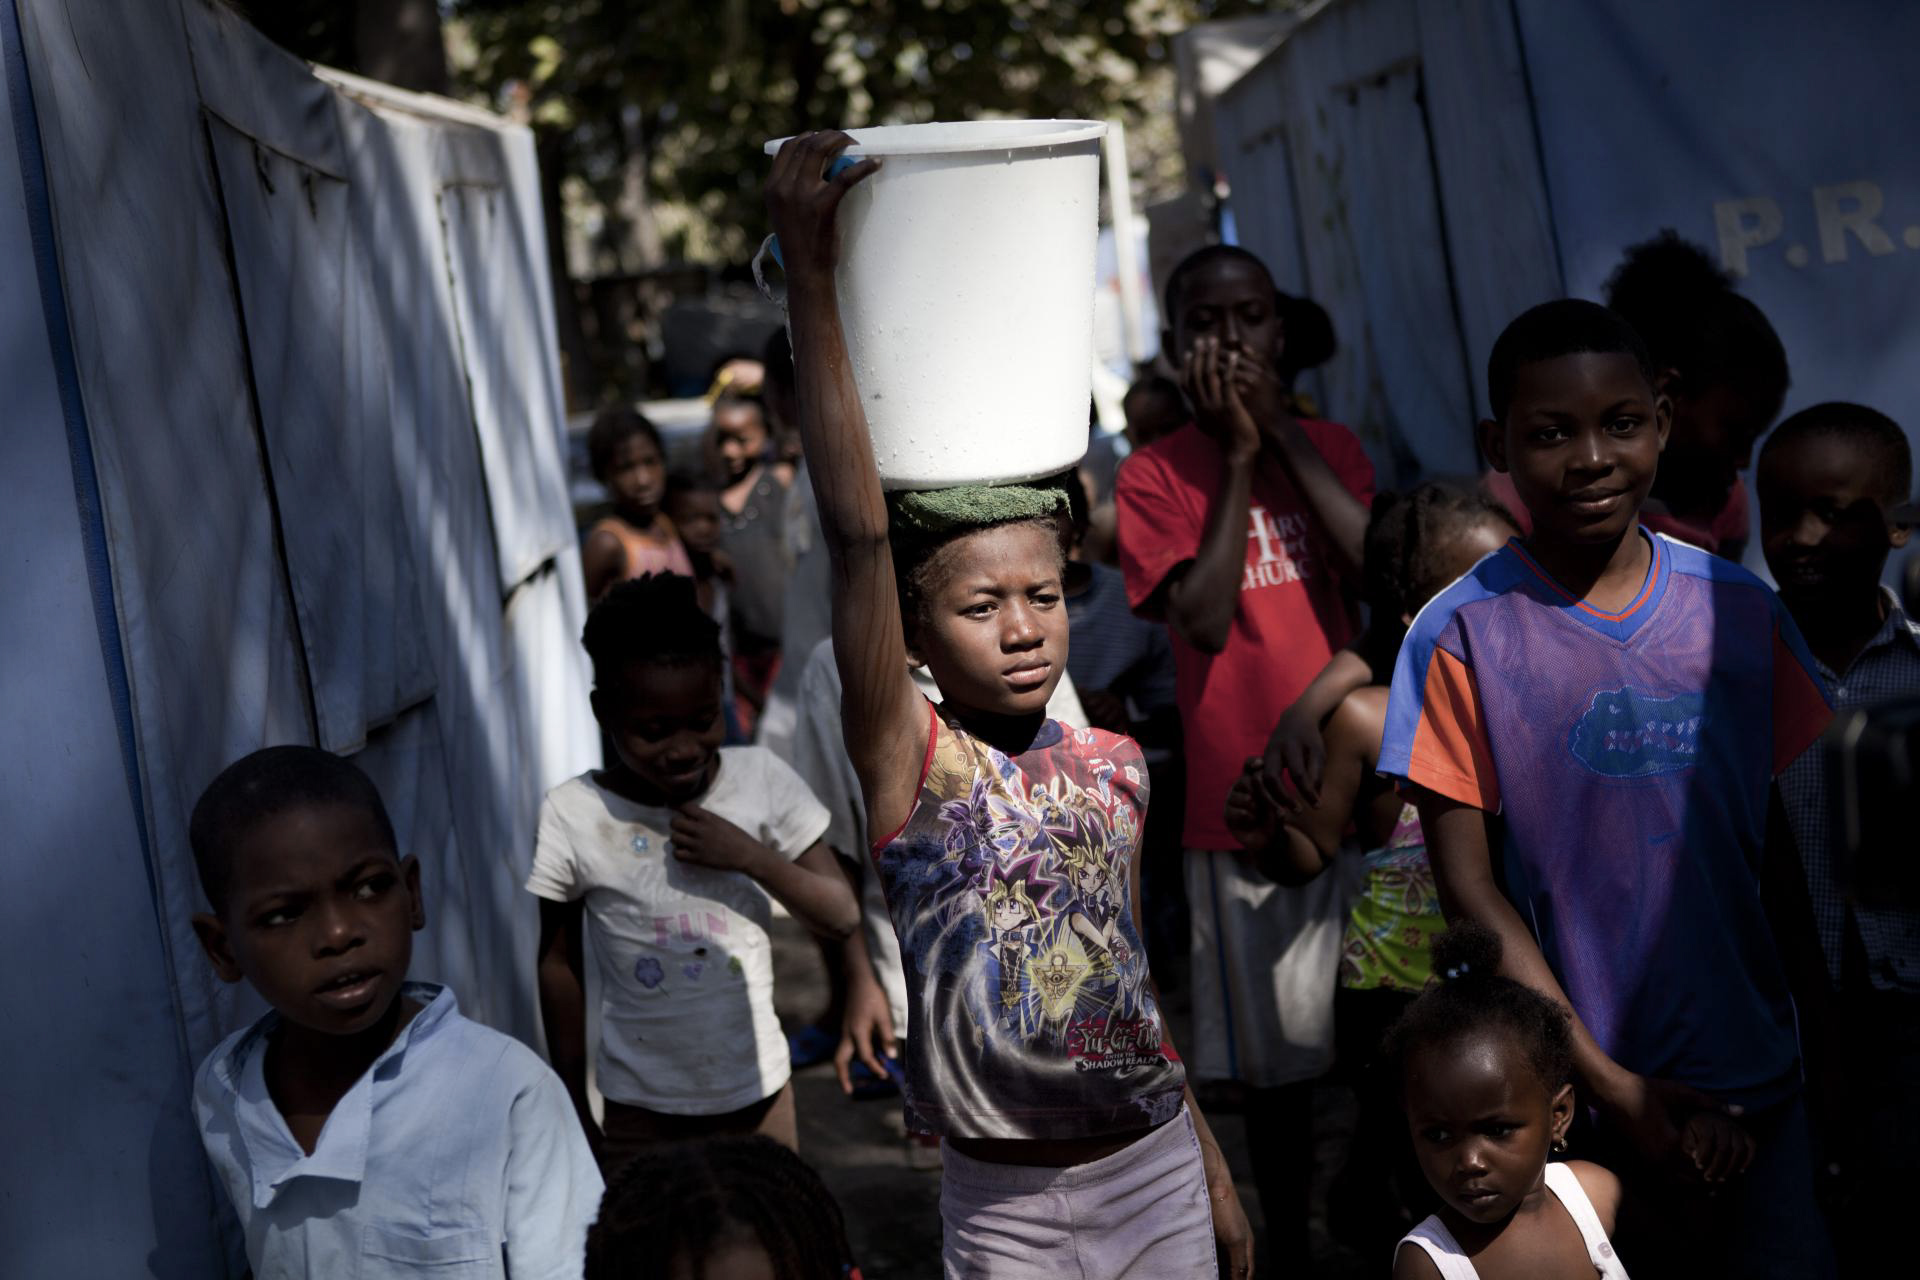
1226 482 1519 1256
767 130 1251 1280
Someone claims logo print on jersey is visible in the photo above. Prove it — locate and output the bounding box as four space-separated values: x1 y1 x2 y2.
1568 688 1705 778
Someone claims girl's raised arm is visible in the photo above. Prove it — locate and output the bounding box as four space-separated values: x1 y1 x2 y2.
765 132 928 839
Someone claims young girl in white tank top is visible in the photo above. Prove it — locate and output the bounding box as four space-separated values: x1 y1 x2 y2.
1386 924 1630 1279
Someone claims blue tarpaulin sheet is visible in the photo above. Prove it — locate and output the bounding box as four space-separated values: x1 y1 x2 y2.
1518 0 1920 459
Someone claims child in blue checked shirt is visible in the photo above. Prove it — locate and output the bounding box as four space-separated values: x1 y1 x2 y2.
1758 401 1920 1275
1379 301 1837 1279
188 746 601 1279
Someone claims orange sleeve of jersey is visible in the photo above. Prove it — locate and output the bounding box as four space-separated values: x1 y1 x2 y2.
1405 647 1502 812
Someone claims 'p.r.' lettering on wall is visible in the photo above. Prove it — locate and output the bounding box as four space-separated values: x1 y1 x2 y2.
1715 181 1913 275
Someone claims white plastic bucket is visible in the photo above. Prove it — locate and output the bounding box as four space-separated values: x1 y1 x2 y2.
763 120 1106 491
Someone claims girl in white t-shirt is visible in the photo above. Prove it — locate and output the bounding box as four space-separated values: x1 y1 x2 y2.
1390 924 1630 1280
528 574 859 1171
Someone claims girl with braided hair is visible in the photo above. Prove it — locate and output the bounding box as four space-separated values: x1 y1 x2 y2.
766 131 1250 1279
587 1135 858 1280
1387 923 1628 1279
1226 481 1517 1258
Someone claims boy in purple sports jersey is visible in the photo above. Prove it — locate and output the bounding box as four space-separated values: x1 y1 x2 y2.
1379 301 1835 1280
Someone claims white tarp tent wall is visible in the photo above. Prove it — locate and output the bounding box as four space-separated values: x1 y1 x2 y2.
1170 13 1299 194
1149 15 1305 337
1201 0 1920 529
2 1 597 1273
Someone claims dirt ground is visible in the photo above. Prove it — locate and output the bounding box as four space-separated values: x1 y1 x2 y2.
770 915 1379 1280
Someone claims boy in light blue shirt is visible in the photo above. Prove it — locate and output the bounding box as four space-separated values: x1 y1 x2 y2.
188 746 601 1278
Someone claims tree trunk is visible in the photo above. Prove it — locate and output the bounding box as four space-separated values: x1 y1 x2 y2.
353 0 449 96
614 108 665 274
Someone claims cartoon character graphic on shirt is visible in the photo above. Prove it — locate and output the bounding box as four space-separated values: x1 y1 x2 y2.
1057 844 1145 1021
1060 845 1129 963
1031 946 1093 1025
925 736 1159 1057
979 870 1045 1038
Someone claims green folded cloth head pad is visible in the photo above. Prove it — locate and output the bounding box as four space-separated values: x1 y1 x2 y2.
886 482 1068 536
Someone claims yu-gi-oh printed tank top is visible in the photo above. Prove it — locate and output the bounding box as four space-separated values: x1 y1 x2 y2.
871 700 1186 1139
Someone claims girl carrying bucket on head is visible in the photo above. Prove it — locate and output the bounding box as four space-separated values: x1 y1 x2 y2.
766 131 1252 1279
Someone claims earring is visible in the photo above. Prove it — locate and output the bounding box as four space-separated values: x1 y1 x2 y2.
1552 1136 1569 1154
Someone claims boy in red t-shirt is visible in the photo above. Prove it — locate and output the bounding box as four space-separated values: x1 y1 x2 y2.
1115 245 1374 1257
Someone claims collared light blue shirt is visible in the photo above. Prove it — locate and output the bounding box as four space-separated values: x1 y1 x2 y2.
194 982 601 1279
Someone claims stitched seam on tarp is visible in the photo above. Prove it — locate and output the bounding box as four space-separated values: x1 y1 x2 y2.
1405 46 1481 459
3 0 165 942
2 0 226 1237
434 183 512 602
200 107 323 743
1506 0 1568 287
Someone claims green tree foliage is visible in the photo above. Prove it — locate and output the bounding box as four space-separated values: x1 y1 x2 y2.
246 1 1283 399
451 0 1271 265
239 0 449 93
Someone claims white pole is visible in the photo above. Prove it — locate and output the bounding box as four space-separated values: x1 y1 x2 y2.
1104 118 1148 367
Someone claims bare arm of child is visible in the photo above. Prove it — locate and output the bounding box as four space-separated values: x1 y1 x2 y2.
1225 757 1277 846
1419 789 1733 1172
1678 1109 1754 1184
669 804 860 938
1262 645 1373 810
765 132 927 838
834 920 898 1095
1565 1160 1624 1236
1125 827 1254 1277
1224 755 1337 890
582 528 625 603
1236 359 1368 578
1392 1243 1444 1280
1231 762 1326 885
1258 689 1380 885
1230 685 1380 883
534 898 599 1151
1177 1083 1253 1277
1145 338 1262 653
